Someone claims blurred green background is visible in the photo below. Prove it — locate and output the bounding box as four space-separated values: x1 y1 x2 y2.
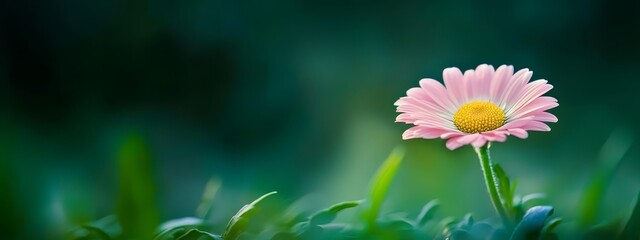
1 0 639 238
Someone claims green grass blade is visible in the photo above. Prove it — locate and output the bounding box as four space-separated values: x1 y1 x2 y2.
578 129 633 227
620 192 640 240
196 178 221 219
415 199 439 227
116 133 160 239
364 146 405 229
222 191 277 240
543 217 562 234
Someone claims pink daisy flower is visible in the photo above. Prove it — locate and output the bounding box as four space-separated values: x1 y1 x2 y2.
395 64 558 150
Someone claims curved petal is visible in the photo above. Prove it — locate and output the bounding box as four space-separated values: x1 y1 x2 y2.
532 112 558 123
498 68 531 108
419 78 456 113
505 80 553 116
490 65 514 104
443 67 465 107
521 121 551 131
481 131 509 142
470 64 495 100
498 116 535 130
510 97 559 120
447 134 481 150
508 128 528 138
395 97 453 122
402 126 452 139
471 137 488 148
441 132 465 139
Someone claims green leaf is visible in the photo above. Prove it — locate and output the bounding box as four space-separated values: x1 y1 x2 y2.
309 201 360 225
69 215 121 240
291 222 310 235
155 217 204 240
540 218 562 240
72 226 112 240
511 196 525 223
456 214 474 230
364 147 405 228
438 216 458 235
522 193 547 208
510 206 554 240
116 133 160 239
222 191 278 240
378 218 415 232
542 217 562 233
176 229 221 240
493 164 513 210
157 217 204 232
620 192 640 240
415 200 439 227
155 228 189 240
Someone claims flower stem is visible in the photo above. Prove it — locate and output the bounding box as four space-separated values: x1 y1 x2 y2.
474 143 511 229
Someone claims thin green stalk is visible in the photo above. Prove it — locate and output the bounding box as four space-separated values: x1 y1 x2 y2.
475 144 512 229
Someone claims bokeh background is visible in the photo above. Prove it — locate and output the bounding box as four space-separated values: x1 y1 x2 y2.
1 0 639 239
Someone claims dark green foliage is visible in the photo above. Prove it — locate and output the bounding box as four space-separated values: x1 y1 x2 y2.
69 147 640 240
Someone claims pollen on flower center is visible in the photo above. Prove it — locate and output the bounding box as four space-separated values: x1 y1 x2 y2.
453 101 506 134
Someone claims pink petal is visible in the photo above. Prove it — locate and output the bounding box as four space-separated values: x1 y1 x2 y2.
489 65 514 104
510 97 559 120
505 80 553 116
481 131 508 142
414 120 456 131
498 116 535 130
443 67 465 107
532 112 558 123
470 64 495 100
446 134 489 150
521 121 551 131
508 128 528 138
461 69 476 103
446 137 465 150
402 126 452 139
395 97 451 118
471 137 488 148
440 132 465 139
498 68 532 108
419 79 456 113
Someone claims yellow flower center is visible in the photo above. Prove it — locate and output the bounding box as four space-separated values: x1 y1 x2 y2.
453 101 506 133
